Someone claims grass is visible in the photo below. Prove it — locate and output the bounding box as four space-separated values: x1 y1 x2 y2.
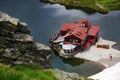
0 64 57 80
40 0 120 13
0 63 94 80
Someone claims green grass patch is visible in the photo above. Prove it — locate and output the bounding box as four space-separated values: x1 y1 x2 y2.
0 64 94 80
41 0 120 13
0 64 57 80
96 0 120 10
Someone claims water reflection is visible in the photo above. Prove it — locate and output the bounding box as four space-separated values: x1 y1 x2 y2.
62 58 85 67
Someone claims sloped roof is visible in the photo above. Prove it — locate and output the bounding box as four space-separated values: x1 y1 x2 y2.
72 28 87 40
75 18 88 24
88 26 100 36
60 19 100 41
63 27 87 40
60 22 78 31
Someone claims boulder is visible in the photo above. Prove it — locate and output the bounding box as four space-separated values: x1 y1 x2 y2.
53 69 86 80
0 11 19 25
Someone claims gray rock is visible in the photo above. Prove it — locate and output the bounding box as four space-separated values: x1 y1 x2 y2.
35 43 51 50
0 11 53 69
53 69 81 80
0 11 19 25
3 48 21 58
14 33 33 41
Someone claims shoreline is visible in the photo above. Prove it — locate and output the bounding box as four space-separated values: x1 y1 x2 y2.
40 0 108 14
51 36 120 79
74 37 120 80
89 61 120 80
74 37 120 68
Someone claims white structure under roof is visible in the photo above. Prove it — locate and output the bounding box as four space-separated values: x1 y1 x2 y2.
53 37 64 43
59 42 63 45
62 44 76 50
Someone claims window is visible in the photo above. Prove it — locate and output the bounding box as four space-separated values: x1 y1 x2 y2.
76 39 78 42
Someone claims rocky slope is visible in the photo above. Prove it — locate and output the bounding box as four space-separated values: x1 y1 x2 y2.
0 11 52 69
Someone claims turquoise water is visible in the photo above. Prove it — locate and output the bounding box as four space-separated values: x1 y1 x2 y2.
0 0 120 77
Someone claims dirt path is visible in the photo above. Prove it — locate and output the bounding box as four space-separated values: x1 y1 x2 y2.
96 3 105 10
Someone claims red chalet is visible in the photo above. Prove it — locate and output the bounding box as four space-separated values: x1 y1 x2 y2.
50 19 100 54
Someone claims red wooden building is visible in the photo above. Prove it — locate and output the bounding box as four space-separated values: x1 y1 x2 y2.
50 19 100 53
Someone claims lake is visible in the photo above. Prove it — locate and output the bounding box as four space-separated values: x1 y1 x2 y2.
0 0 120 77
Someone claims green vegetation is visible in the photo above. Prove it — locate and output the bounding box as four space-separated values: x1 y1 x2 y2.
40 0 120 13
96 0 120 10
0 64 57 80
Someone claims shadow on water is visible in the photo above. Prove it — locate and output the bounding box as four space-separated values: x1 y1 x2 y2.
62 58 85 67
52 51 105 77
65 6 97 14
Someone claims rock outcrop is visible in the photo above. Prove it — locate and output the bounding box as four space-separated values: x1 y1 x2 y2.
0 11 52 69
53 69 90 80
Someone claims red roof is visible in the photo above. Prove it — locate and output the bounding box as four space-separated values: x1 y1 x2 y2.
73 30 87 40
63 31 73 38
60 22 78 31
60 19 91 32
75 18 88 24
60 19 100 41
88 26 100 36
63 27 87 40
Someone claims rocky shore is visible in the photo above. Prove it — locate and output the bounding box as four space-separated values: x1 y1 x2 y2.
0 11 52 69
